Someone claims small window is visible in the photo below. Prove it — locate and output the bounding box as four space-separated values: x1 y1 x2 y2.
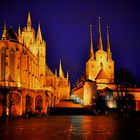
100 62 103 67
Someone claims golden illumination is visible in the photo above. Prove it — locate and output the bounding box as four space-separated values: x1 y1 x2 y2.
0 12 70 116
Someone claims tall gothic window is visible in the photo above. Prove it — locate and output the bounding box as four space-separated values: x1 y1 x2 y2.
1 47 6 81
10 48 15 81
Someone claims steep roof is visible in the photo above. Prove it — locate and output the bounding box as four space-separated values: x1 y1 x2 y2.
96 69 108 80
6 27 19 42
46 65 54 76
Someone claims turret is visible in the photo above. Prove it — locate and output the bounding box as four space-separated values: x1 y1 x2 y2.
36 22 43 43
59 60 64 78
1 21 7 40
89 24 94 59
97 17 103 50
106 26 112 60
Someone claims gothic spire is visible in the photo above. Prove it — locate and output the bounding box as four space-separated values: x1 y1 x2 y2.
27 11 32 30
97 17 103 50
1 21 7 40
67 70 69 79
18 24 21 36
36 22 42 43
106 26 112 59
89 24 94 59
59 60 64 78
55 69 57 77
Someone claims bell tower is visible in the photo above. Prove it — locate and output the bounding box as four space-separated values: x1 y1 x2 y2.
37 22 46 78
85 17 115 90
86 24 95 81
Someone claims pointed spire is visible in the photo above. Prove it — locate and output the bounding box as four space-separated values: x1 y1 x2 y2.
36 22 42 43
27 11 32 30
89 24 94 59
18 24 21 36
1 21 7 40
106 26 112 60
67 71 69 79
55 69 57 77
97 17 103 50
59 60 64 78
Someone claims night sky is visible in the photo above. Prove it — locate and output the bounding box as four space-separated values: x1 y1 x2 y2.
0 0 140 87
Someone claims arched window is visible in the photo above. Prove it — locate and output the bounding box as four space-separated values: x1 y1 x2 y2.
10 48 15 81
100 62 103 67
1 47 6 81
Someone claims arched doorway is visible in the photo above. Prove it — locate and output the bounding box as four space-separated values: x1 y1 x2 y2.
35 95 43 112
8 91 22 116
26 95 33 114
45 92 49 114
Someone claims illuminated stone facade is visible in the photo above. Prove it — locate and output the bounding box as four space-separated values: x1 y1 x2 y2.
72 80 97 105
72 18 115 105
0 12 70 116
86 18 115 90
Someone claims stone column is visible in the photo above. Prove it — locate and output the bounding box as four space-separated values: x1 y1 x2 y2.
32 97 35 114
22 94 26 115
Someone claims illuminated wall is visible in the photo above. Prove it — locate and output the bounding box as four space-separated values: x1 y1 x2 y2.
72 80 97 105
0 12 70 116
85 18 115 90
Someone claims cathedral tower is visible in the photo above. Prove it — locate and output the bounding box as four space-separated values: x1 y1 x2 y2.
85 17 114 90
86 24 95 81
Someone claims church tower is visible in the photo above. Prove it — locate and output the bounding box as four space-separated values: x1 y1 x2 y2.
86 24 95 81
36 22 46 77
21 11 35 51
85 17 114 90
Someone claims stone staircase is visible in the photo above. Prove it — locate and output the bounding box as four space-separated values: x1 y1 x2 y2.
49 100 97 115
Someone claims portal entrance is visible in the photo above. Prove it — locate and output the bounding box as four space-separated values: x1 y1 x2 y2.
35 95 43 111
26 95 33 114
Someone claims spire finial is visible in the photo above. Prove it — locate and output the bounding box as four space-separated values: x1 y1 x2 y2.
97 17 103 50
106 26 112 60
89 24 94 59
1 20 7 40
67 71 69 79
36 21 42 43
18 24 21 36
55 69 57 77
107 26 109 36
59 59 64 78
27 11 32 30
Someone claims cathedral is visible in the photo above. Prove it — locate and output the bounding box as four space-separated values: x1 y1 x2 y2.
0 12 70 116
72 17 115 105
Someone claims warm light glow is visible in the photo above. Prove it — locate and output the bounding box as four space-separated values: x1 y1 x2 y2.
0 12 70 116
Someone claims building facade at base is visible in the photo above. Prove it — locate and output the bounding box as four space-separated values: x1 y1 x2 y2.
0 12 70 116
98 87 140 111
72 18 115 105
72 80 97 106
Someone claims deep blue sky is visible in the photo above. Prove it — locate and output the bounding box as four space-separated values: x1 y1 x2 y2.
0 0 140 87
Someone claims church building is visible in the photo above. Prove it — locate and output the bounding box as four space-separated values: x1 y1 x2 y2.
0 12 70 116
72 17 115 105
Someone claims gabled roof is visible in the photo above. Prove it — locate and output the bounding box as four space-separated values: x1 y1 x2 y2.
96 69 108 80
46 65 54 76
